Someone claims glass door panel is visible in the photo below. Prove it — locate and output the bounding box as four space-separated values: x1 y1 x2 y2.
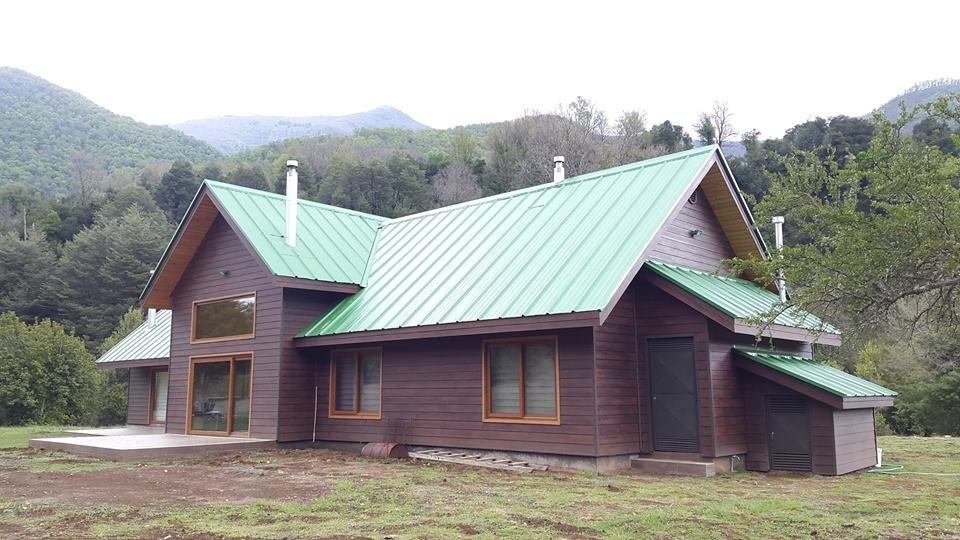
191 361 230 433
231 359 252 433
151 369 168 423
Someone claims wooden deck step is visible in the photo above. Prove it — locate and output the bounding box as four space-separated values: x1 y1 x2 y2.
630 457 716 477
409 449 548 473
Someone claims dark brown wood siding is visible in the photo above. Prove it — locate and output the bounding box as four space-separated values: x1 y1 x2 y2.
127 367 151 425
708 326 813 457
277 289 342 442
594 283 640 456
833 409 878 475
307 328 597 456
741 371 865 475
633 282 712 455
648 187 737 272
166 216 282 439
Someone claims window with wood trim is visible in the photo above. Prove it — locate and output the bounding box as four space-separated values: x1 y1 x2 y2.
329 349 382 418
483 337 559 423
191 293 256 343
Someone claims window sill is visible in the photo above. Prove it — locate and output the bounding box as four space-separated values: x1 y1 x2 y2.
482 415 560 426
328 412 382 420
190 334 256 345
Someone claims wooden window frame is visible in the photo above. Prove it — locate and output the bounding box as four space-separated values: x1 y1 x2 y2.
482 336 560 425
147 366 168 425
328 348 383 420
190 292 257 344
186 353 254 436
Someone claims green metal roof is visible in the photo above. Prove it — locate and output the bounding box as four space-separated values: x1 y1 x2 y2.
645 259 840 334
734 349 896 398
298 146 719 338
96 310 171 365
204 181 384 284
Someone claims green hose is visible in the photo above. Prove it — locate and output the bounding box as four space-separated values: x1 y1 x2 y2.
867 464 960 477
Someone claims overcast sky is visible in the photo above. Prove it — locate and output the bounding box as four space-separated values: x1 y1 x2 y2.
2 0 957 139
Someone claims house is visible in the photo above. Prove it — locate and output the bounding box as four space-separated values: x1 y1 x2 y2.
97 145 895 475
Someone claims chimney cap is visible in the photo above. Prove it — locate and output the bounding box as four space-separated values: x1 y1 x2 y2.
772 216 784 224
553 156 565 163
286 160 299 168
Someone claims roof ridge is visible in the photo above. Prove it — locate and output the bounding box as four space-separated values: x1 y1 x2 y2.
203 179 386 222
381 145 719 226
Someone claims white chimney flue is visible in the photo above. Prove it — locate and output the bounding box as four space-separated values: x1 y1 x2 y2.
772 216 786 302
147 308 157 328
285 160 298 247
553 156 565 182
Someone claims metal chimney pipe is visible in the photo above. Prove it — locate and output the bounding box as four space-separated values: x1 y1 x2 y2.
147 308 156 328
285 160 298 247
553 156 565 182
772 216 787 302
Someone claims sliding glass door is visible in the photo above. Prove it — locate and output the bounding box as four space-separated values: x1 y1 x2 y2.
189 356 252 435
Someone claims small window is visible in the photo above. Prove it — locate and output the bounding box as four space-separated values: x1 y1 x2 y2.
483 338 559 423
192 293 256 343
329 349 382 418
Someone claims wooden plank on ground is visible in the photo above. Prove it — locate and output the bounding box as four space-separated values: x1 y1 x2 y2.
409 448 548 473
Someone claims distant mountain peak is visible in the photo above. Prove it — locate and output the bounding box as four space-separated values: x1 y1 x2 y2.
869 78 960 124
173 106 431 154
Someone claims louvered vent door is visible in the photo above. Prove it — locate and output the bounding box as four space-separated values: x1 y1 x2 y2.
766 395 811 472
649 337 700 453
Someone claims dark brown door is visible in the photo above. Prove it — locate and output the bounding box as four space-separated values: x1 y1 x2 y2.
648 337 699 452
766 395 811 471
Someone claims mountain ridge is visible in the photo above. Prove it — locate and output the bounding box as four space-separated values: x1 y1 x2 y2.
0 67 220 193
173 106 430 154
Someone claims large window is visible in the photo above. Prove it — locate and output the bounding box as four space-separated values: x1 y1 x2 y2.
483 337 559 423
329 349 382 418
192 293 256 343
188 355 252 435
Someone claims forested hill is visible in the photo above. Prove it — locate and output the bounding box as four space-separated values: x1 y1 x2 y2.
0 67 220 194
870 78 960 123
173 106 430 154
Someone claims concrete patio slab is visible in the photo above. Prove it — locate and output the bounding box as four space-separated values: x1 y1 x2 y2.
29 434 275 461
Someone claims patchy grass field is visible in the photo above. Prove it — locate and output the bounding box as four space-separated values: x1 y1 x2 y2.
0 432 957 539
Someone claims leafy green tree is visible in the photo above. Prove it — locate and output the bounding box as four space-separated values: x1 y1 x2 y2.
197 163 224 182
55 207 174 344
98 307 145 355
913 116 958 155
650 121 692 152
154 160 199 223
694 113 716 145
95 307 146 424
227 164 269 190
97 184 161 221
0 312 98 425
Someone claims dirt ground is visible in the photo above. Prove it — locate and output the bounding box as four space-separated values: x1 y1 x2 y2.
1 448 402 508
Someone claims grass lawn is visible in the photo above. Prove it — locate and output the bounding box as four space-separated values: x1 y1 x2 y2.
0 431 957 539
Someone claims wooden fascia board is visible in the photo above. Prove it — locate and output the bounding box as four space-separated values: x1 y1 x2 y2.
841 396 895 409
95 358 170 370
140 187 217 309
734 321 842 347
734 357 845 409
711 150 769 258
272 276 360 294
598 152 720 325
294 312 600 348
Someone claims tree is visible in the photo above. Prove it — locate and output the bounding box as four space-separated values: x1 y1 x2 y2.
730 100 960 335
0 231 58 320
694 113 717 145
615 110 652 164
432 161 482 207
97 184 160 220
196 163 224 182
913 116 958 155
0 312 98 425
55 207 174 344
710 100 737 147
227 164 269 191
271 157 319 199
650 121 692 152
154 160 199 223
